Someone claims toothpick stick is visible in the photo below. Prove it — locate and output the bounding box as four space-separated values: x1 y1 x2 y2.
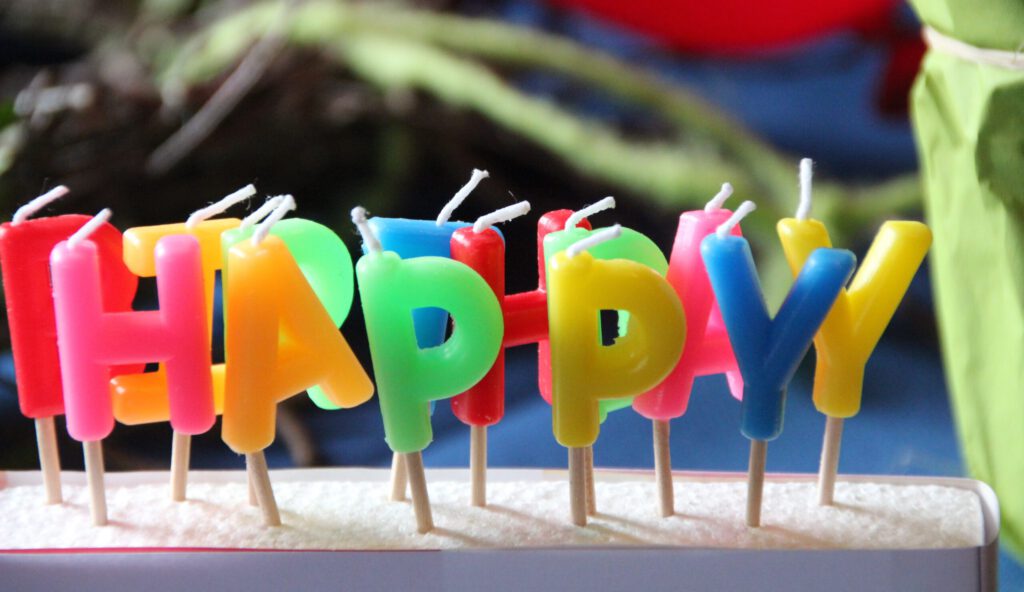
568 447 587 526
246 451 281 527
817 416 844 506
247 463 258 506
389 452 409 501
470 425 487 507
653 419 673 517
584 445 597 516
403 452 434 533
34 417 62 504
746 439 767 527
170 431 191 502
82 440 107 526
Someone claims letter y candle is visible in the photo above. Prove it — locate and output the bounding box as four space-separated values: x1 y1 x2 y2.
701 201 855 527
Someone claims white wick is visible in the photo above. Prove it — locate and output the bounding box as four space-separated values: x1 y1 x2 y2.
436 169 489 226
565 196 615 231
185 184 256 229
716 201 756 238
566 224 621 258
251 195 295 246
796 158 813 221
704 182 734 212
473 201 531 233
239 195 289 231
11 185 70 225
351 206 382 253
67 209 112 250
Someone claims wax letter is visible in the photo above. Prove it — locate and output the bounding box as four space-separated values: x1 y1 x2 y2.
547 250 685 448
222 235 372 454
358 252 503 453
51 235 212 441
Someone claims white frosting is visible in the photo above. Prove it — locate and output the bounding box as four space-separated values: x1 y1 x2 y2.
0 470 983 551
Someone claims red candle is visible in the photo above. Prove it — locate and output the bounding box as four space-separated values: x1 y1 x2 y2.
536 210 591 403
449 210 591 426
450 227 506 426
0 215 137 419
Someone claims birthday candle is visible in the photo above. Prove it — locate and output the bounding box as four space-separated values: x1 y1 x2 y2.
547 226 685 526
354 206 503 533
632 183 746 517
221 210 355 411
448 202 531 507
542 204 669 420
0 188 138 505
51 210 212 525
777 159 932 505
701 201 855 527
222 202 373 527
112 185 254 428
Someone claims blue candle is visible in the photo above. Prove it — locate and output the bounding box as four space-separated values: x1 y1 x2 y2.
367 218 468 348
701 233 855 441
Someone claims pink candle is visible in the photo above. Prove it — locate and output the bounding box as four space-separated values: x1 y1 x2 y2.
51 230 214 441
633 192 744 421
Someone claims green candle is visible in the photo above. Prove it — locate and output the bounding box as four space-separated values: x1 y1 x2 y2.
354 215 503 454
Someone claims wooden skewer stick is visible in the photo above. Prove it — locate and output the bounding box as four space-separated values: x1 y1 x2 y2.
746 439 767 528
389 452 409 502
247 460 258 506
34 417 62 504
817 416 844 506
246 451 281 527
584 445 597 516
403 451 434 533
170 431 191 502
82 440 108 526
653 419 674 517
470 425 487 507
568 446 587 526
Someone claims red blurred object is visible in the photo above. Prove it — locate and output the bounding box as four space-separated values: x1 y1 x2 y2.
546 0 899 54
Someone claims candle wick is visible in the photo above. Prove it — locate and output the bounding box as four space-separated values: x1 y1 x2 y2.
351 206 383 253
473 201 531 233
251 195 296 246
185 184 257 229
66 209 112 250
796 158 813 221
239 195 289 231
436 169 489 226
565 196 615 231
11 185 70 225
716 201 756 238
704 182 734 212
566 224 622 258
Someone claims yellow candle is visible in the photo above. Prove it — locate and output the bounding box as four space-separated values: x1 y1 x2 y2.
112 218 239 424
547 247 685 448
776 218 932 417
223 234 373 454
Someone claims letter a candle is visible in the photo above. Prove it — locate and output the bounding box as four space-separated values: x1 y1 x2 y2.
0 188 138 505
112 185 254 501
547 226 685 526
449 201 531 507
353 206 503 534
777 160 932 505
701 201 855 527
51 210 212 526
222 200 373 527
633 184 745 517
